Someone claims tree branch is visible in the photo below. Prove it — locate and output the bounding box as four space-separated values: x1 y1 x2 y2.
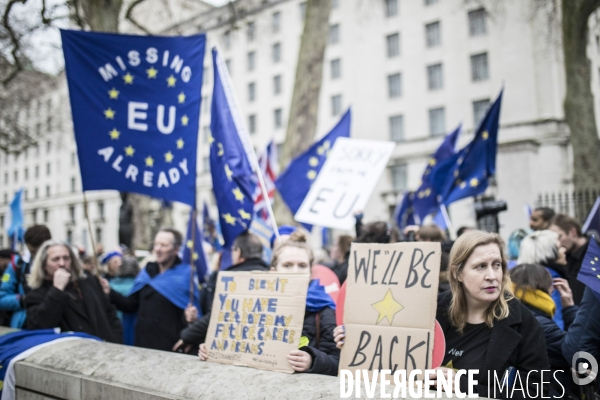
2 0 27 86
70 0 86 29
125 0 153 35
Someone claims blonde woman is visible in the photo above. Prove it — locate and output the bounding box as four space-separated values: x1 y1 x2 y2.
25 240 122 343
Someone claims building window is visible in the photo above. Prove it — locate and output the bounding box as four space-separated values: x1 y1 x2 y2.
35 165 39 178
331 59 341 79
69 205 75 222
3 173 7 184
273 75 282 95
223 31 231 49
427 63 443 90
331 95 342 116
468 8 487 36
473 99 491 126
46 162 51 176
471 52 489 81
300 2 307 20
32 209 37 224
96 227 102 244
274 108 283 129
425 21 441 47
247 21 255 42
46 140 51 153
429 107 446 136
248 82 256 102
385 0 398 17
248 114 256 134
71 177 76 193
425 0 439 5
24 168 29 180
47 115 52 132
71 152 76 166
329 24 340 44
46 185 50 197
3 194 6 204
66 230 72 245
386 33 400 58
13 170 17 182
391 164 408 191
34 187 39 199
388 73 402 98
389 115 404 142
272 11 281 33
247 51 255 71
43 209 49 223
272 43 281 63
98 201 105 219
24 190 28 200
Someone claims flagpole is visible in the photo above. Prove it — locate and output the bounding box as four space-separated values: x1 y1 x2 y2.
189 208 197 306
82 191 100 277
440 204 456 240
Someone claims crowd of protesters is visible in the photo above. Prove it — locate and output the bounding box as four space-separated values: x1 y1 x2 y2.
1 207 599 398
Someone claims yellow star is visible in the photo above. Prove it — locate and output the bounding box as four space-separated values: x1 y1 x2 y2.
316 146 325 155
187 240 193 248
208 133 214 145
454 170 459 177
457 156 464 165
460 181 467 189
592 267 596 271
482 131 489 140
424 188 431 196
104 108 115 119
164 151 174 163
232 187 245 203
307 170 317 180
124 145 135 157
224 164 233 181
108 88 119 99
146 67 158 79
167 75 177 87
145 156 154 167
323 140 331 149
178 92 186 104
429 158 436 166
217 143 224 156
123 73 134 84
470 178 479 187
176 138 184 149
371 289 404 325
109 128 120 140
309 157 319 167
595 257 599 261
238 209 251 220
193 252 199 261
181 115 189 126
597 274 600 279
222 213 236 226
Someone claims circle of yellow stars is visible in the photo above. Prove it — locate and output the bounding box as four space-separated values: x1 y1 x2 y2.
306 140 331 181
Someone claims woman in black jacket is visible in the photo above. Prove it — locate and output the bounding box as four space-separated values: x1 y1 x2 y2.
25 240 122 343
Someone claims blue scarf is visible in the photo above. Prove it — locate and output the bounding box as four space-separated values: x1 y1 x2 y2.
306 279 336 312
122 263 200 345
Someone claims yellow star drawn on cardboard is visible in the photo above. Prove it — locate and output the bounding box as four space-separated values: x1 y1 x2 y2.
371 289 404 325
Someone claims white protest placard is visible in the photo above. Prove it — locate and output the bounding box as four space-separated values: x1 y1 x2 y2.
294 138 395 230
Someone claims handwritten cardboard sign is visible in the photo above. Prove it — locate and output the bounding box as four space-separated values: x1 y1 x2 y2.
205 271 310 373
339 242 441 378
294 137 395 230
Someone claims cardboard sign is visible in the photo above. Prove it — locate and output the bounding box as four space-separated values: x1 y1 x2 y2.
294 138 395 230
339 242 441 378
205 271 310 373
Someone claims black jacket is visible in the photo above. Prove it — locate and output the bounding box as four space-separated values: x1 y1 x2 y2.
25 277 122 343
437 292 549 399
301 307 340 376
109 261 187 351
182 258 269 345
566 241 589 305
562 287 600 363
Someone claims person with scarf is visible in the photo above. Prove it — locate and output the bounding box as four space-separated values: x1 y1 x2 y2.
510 264 578 398
198 230 339 375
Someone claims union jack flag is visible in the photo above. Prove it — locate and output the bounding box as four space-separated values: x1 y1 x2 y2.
253 141 279 221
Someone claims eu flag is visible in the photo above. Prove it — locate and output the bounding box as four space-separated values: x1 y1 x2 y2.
209 48 256 247
429 90 503 205
582 196 600 234
578 237 600 302
181 209 209 284
61 30 206 206
276 109 351 230
413 124 461 221
395 191 419 231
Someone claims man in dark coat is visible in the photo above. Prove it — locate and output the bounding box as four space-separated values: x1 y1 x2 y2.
105 228 198 351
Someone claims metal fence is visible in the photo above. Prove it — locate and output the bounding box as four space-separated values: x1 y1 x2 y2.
536 189 600 223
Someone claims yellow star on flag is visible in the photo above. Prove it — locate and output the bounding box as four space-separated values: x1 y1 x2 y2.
454 170 459 178
238 209 251 220
309 157 319 167
424 188 431 196
187 240 193 248
597 274 600 279
108 88 119 99
218 143 224 156
193 252 199 261
145 156 154 167
460 181 467 189
223 213 236 226
316 146 325 155
109 128 120 140
125 145 135 157
470 178 479 187
307 170 317 180
323 140 331 149
482 131 489 140
167 75 177 87
429 158 436 166
232 187 245 203
104 108 115 119
146 67 158 79
178 92 186 103
176 138 184 149
164 151 174 163
224 164 233 181
123 73 134 84
208 133 214 145
181 115 189 126
371 289 404 325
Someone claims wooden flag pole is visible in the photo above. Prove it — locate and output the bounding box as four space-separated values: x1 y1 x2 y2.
82 191 100 277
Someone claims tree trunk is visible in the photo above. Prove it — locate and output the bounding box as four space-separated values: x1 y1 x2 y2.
274 0 332 223
562 0 600 192
80 0 123 33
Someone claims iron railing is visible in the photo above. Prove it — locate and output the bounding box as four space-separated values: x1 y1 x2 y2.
536 189 600 223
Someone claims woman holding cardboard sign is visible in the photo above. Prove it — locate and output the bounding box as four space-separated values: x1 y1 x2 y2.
199 231 340 376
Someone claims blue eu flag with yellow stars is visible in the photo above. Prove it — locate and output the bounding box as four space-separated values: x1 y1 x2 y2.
276 108 351 231
578 237 600 302
429 90 503 206
209 48 256 247
395 191 419 231
181 209 209 284
60 30 206 206
413 124 461 221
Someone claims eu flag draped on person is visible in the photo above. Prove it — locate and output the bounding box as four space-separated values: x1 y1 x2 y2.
429 90 503 205
181 209 210 284
60 30 206 206
276 109 351 230
209 47 256 248
412 124 461 221
6 189 24 250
